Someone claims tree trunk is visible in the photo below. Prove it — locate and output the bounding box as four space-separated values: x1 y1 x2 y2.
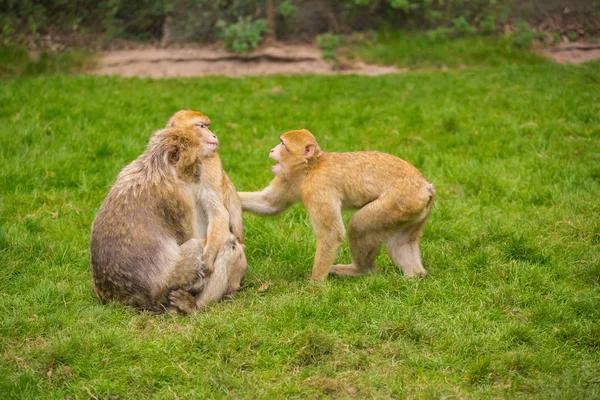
266 0 276 41
161 15 173 46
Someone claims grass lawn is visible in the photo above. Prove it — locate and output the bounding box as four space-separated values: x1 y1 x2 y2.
345 30 548 69
1 62 599 398
0 44 96 79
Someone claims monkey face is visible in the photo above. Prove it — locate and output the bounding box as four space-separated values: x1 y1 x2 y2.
269 141 287 176
192 119 219 156
167 110 219 157
270 130 320 176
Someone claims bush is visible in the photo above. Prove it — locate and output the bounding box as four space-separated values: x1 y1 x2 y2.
451 16 477 36
279 0 296 17
0 0 518 44
344 0 512 31
510 20 541 48
316 33 341 68
216 17 268 54
426 27 451 41
479 15 497 35
0 0 172 40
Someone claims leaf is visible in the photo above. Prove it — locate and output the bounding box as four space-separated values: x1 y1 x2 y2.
258 283 270 292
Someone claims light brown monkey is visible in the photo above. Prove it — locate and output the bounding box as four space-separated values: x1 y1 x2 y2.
167 233 247 313
166 111 244 261
238 129 435 281
165 110 247 309
91 127 211 313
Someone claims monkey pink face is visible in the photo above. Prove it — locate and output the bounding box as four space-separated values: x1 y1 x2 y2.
168 111 219 156
269 139 287 176
190 117 219 156
270 131 319 176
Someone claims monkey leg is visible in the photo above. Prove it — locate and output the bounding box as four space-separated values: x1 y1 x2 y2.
331 190 422 277
307 209 345 281
203 214 231 274
386 207 431 278
224 242 247 297
161 238 206 314
165 238 206 288
330 223 386 277
195 235 245 309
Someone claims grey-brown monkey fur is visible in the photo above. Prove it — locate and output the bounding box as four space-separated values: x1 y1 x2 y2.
90 127 241 313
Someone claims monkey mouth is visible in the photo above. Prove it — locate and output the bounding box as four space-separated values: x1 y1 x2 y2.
271 161 282 171
203 141 219 151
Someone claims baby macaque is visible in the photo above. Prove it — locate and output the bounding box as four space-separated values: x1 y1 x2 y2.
238 129 435 281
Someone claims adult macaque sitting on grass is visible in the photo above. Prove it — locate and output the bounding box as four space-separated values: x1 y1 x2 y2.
90 123 246 314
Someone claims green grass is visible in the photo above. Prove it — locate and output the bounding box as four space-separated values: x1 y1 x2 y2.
1 62 599 398
345 30 548 69
0 44 96 78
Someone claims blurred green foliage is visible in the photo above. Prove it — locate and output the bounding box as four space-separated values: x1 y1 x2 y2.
0 0 172 40
0 43 95 78
1 0 519 42
345 0 512 28
216 16 268 54
316 33 341 68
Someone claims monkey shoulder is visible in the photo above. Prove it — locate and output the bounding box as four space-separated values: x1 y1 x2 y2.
220 172 237 197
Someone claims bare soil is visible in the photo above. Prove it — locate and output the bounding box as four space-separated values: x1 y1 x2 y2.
91 43 401 78
90 41 600 79
543 42 600 64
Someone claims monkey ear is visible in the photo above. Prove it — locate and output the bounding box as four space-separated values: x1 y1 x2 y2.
168 145 180 164
304 144 315 159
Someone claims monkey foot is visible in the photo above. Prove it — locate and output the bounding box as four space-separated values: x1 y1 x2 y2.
329 264 372 276
224 234 238 249
167 289 197 314
404 267 428 279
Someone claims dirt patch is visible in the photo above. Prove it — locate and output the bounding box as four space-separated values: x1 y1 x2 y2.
91 41 600 78
544 42 600 64
91 43 401 78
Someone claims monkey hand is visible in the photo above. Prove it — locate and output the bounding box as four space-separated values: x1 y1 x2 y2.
202 248 217 275
167 289 197 314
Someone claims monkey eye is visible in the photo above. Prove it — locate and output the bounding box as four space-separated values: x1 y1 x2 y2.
195 122 206 128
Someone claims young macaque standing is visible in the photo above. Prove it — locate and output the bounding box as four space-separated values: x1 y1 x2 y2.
165 110 247 309
238 129 435 281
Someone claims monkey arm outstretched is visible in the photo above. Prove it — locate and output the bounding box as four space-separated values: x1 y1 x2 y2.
238 177 296 216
